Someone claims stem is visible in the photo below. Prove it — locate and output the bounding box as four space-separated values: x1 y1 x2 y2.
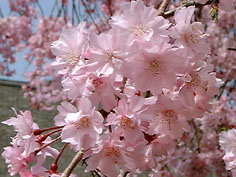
37 128 62 144
50 143 69 173
35 136 61 154
34 126 64 135
158 0 170 16
61 150 84 177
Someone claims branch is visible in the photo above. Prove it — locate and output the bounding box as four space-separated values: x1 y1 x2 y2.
217 79 230 100
0 6 4 18
123 171 129 177
61 150 84 177
158 0 170 16
228 47 236 51
163 1 216 18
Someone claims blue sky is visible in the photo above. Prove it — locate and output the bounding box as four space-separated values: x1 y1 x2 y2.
0 0 61 81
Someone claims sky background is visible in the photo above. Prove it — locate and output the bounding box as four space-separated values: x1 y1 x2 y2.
0 0 64 81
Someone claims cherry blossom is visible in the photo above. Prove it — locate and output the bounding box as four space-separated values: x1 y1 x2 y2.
61 97 104 150
1 0 235 176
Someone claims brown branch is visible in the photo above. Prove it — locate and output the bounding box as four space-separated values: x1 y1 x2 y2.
158 0 170 16
123 171 129 177
163 1 217 18
228 47 236 51
217 79 230 100
61 150 84 177
81 0 101 33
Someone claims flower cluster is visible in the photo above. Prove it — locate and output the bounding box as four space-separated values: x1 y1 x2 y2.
3 0 234 176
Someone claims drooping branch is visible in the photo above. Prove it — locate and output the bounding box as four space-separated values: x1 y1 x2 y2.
158 0 170 16
61 150 84 177
163 0 218 18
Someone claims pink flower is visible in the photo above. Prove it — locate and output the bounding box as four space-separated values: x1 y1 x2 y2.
147 95 190 139
83 72 121 111
51 22 88 75
106 96 148 146
89 28 128 75
54 101 78 126
61 97 104 150
61 65 91 102
178 60 218 116
110 0 170 44
86 137 129 177
2 109 39 157
124 40 183 95
2 142 35 176
170 6 210 57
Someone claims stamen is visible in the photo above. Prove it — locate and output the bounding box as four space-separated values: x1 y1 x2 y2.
160 110 178 130
92 78 103 90
188 73 202 89
133 24 151 37
73 116 90 129
145 59 165 76
184 33 199 44
120 115 134 129
59 54 80 67
105 146 120 163
105 50 117 62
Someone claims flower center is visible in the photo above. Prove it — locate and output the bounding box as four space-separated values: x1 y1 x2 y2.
120 115 134 129
133 24 150 37
184 33 199 44
105 146 120 163
160 110 178 130
92 78 103 90
60 54 80 67
188 73 202 89
105 50 117 62
73 116 90 129
145 59 164 76
162 110 177 119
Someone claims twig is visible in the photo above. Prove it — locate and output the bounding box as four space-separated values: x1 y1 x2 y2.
123 171 129 177
35 136 61 154
72 0 80 24
0 6 4 18
54 143 69 165
217 79 230 100
228 47 236 51
50 0 58 18
61 150 84 177
81 0 101 33
36 0 44 17
158 0 170 16
163 1 217 18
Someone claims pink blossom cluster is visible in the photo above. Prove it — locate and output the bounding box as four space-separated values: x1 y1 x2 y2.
0 15 32 76
2 1 227 176
22 17 70 110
